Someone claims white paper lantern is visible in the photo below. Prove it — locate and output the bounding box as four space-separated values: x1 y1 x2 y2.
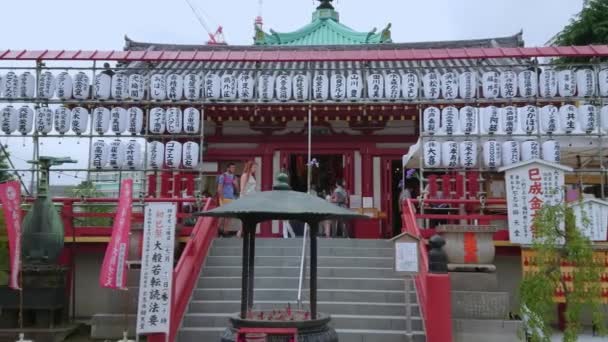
500 71 517 98
165 141 182 169
108 140 126 169
184 73 201 100
127 107 143 135
518 70 537 98
521 140 540 161
542 140 561 163
293 73 309 101
72 72 90 100
519 105 538 134
2 72 19 99
367 73 384 100
459 106 478 135
166 107 183 134
423 106 440 134
441 106 459 135
599 69 608 97
480 106 501 134
111 73 129 100
257 74 274 101
183 107 201 134
35 107 53 134
237 73 255 101
182 141 200 169
601 106 608 134
384 72 401 100
275 74 292 102
578 104 597 133
483 140 502 168
423 72 440 99
124 140 142 169
423 140 441 168
312 74 329 101
458 72 476 99
559 104 578 133
501 141 520 166
54 106 71 134
540 105 559 133
150 73 167 100
94 73 111 100
38 72 56 99
110 107 128 134
93 107 111 135
220 74 237 101
147 141 164 169
482 71 500 99
91 140 109 169
402 72 419 100
1 106 17 134
558 70 576 97
55 72 73 100
149 107 166 134
441 141 459 168
128 74 144 100
501 106 519 135
576 69 595 97
540 69 557 98
18 72 35 98
166 73 184 101
17 106 34 135
347 72 362 101
459 141 477 168
330 73 346 101
71 107 88 135
441 72 459 100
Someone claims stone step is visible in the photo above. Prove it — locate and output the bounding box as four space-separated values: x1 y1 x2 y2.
452 318 522 342
210 246 394 257
197 276 405 291
205 255 393 268
188 300 416 316
182 313 423 331
178 327 426 342
193 288 407 303
201 265 403 278
212 238 393 249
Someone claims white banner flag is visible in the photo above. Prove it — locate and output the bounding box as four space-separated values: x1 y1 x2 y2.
136 203 176 335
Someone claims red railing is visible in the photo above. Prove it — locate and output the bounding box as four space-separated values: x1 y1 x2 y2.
149 199 218 342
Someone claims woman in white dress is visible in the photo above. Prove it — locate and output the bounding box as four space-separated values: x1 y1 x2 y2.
237 161 258 237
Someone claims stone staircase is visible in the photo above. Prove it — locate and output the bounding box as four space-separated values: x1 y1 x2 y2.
179 238 426 342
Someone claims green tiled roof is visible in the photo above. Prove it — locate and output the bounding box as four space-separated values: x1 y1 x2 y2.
254 8 391 46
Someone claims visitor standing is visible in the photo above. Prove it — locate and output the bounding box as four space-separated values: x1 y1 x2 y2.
331 179 349 238
217 163 239 236
236 161 258 237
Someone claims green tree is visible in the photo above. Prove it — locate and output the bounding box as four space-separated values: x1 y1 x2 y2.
553 0 608 63
68 181 112 227
520 199 606 341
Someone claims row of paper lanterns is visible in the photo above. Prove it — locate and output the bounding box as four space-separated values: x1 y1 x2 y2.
423 104 608 135
2 68 608 102
91 140 200 170
423 139 560 169
0 105 202 135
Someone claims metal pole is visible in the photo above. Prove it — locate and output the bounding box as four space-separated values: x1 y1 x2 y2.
309 221 318 319
86 61 97 183
240 220 251 319
246 221 256 312
307 105 312 193
405 276 413 341
296 224 308 308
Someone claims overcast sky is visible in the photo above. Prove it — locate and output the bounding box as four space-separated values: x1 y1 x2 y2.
1 0 584 188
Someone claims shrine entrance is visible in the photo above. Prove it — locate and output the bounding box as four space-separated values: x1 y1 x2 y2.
288 154 344 197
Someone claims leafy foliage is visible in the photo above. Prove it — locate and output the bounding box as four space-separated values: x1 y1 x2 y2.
553 0 608 63
0 145 15 183
68 181 112 227
520 198 606 341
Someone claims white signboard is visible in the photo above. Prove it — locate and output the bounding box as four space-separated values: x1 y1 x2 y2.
500 160 571 244
395 242 419 273
136 203 176 335
571 199 608 241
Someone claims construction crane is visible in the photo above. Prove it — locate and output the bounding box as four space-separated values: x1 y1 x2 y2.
255 0 264 29
184 0 226 45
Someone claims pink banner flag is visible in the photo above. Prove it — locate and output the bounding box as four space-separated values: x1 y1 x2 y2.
99 179 133 290
0 181 22 290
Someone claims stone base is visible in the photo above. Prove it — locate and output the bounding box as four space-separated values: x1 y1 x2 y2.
0 324 79 342
451 291 510 319
448 263 496 272
453 319 523 342
450 272 498 291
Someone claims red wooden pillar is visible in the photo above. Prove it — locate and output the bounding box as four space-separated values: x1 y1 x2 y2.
147 174 157 197
184 173 195 196
260 152 274 237
160 172 172 197
361 151 373 197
